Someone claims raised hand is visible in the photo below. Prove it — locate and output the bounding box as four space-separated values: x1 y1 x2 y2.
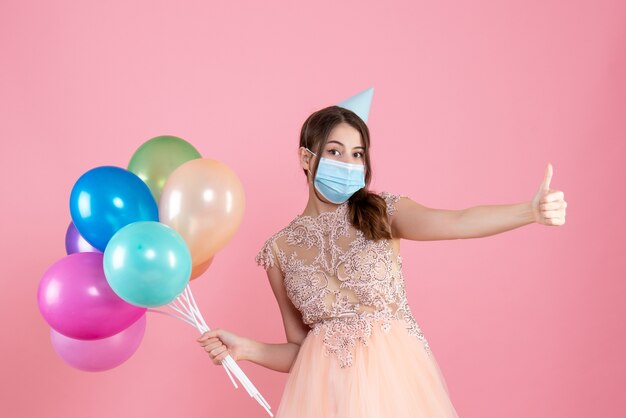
531 162 567 226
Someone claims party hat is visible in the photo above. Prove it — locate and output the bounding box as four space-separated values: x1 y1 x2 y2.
336 87 374 123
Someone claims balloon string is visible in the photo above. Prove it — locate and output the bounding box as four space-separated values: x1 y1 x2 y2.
146 308 196 328
186 286 208 328
181 285 272 415
175 289 242 387
176 294 207 334
149 302 238 388
165 302 196 325
149 286 273 416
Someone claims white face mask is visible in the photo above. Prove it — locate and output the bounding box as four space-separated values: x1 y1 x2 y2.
305 148 366 203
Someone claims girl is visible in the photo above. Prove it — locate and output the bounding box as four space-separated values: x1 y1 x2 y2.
197 105 566 417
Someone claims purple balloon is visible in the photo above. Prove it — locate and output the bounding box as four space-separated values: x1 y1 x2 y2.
51 314 147 372
65 221 100 254
37 252 146 340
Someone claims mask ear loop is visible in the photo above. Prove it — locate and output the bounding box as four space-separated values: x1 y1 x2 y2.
303 118 315 183
304 118 314 155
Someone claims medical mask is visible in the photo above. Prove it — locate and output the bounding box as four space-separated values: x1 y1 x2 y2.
305 148 366 204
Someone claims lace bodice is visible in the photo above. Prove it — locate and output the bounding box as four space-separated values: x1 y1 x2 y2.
255 191 431 368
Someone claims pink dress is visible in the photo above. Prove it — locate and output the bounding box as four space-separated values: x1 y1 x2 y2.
255 191 459 418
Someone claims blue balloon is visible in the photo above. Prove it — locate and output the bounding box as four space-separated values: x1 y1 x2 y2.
103 221 191 307
69 166 158 251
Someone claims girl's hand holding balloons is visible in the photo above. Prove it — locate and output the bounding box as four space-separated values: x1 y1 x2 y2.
197 328 250 365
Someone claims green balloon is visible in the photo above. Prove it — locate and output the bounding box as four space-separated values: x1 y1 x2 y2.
128 135 201 204
103 221 192 307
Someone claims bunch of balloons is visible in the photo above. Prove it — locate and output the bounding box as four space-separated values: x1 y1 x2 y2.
36 136 273 415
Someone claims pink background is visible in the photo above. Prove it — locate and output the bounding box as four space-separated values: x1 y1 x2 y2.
1 1 624 417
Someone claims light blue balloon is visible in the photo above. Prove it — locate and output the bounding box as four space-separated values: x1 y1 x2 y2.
103 221 191 307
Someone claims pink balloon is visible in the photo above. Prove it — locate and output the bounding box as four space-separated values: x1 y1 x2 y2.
50 314 147 372
37 252 146 340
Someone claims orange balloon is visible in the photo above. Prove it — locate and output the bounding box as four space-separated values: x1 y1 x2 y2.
190 256 214 281
159 158 245 266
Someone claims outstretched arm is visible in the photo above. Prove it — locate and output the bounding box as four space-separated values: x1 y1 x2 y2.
453 201 535 239
392 163 567 241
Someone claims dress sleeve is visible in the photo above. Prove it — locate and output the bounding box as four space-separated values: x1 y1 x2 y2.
255 236 281 272
378 191 407 216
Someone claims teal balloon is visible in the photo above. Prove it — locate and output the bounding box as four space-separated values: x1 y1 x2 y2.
103 221 191 307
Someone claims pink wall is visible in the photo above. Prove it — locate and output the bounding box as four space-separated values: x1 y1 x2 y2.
1 1 624 417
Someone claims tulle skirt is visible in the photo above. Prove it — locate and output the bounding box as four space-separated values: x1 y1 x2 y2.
274 318 459 418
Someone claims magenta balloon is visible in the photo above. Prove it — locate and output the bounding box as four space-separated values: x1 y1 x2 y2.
65 221 100 254
37 252 146 340
50 314 147 372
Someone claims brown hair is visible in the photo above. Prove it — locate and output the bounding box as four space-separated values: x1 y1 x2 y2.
300 105 393 241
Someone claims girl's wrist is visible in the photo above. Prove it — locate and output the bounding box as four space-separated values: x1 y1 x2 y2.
239 337 259 362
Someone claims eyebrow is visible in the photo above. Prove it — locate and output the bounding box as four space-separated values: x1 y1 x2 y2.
326 140 365 150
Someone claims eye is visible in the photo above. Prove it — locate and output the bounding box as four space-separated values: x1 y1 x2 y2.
354 152 364 158
327 149 341 156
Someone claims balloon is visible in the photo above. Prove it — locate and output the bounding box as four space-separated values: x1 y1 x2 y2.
37 252 146 340
103 221 192 307
160 158 245 265
50 314 147 372
128 135 202 204
69 166 158 252
190 255 214 281
65 221 100 254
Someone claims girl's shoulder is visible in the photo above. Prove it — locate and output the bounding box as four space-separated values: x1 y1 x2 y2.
377 190 407 216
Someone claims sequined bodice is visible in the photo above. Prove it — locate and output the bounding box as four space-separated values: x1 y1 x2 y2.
255 191 431 367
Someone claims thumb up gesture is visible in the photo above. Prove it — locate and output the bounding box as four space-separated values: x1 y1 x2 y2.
531 163 567 226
